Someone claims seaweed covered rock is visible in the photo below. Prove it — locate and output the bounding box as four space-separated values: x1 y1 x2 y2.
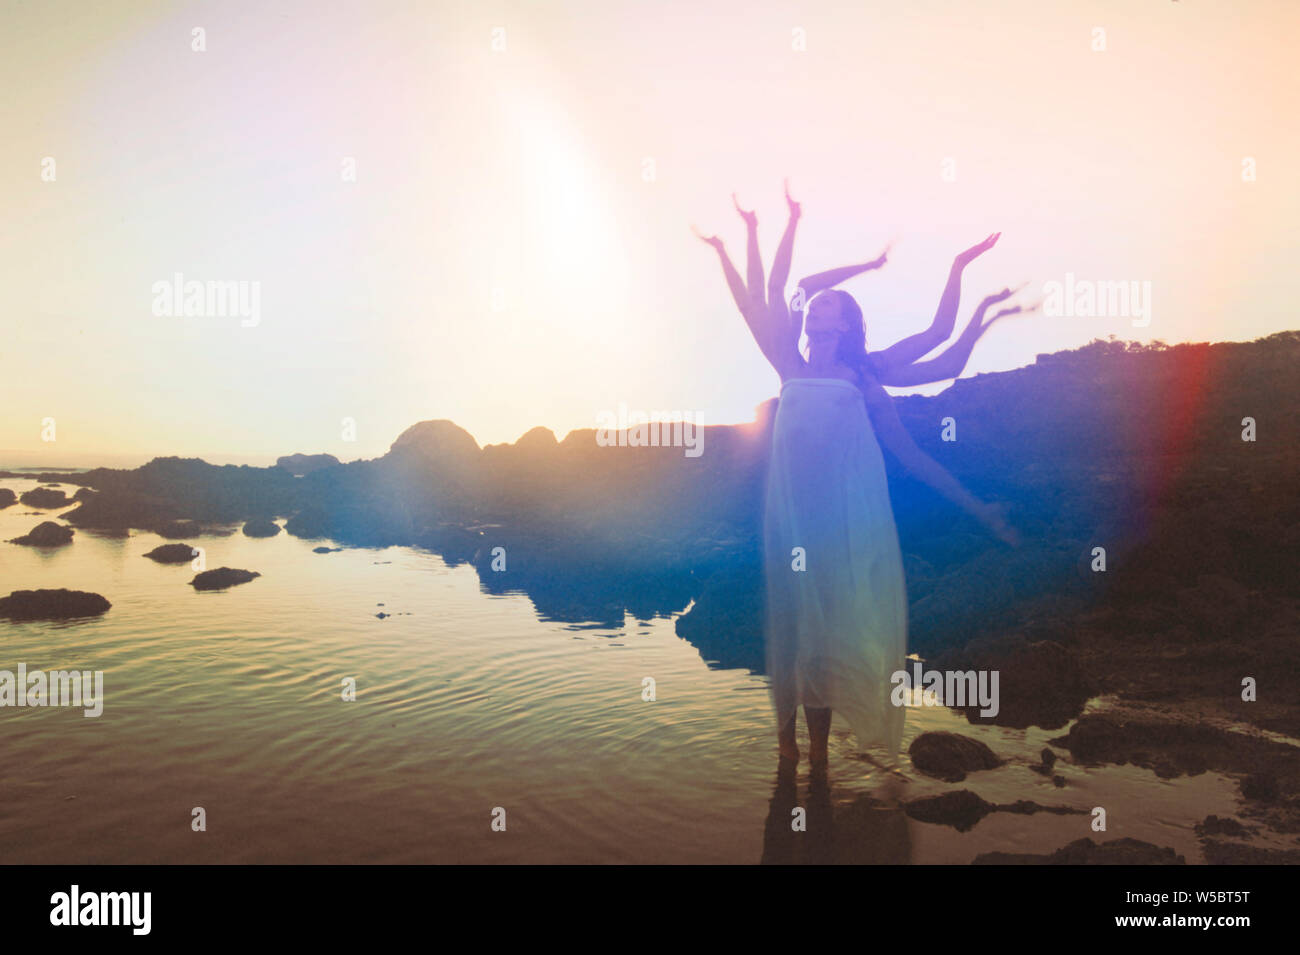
242 518 281 538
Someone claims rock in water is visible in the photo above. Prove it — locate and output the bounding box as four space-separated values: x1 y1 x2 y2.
0 589 111 620
242 518 281 538
144 543 198 564
904 790 995 832
0 488 17 508
908 731 1002 782
8 521 75 546
19 487 70 508
190 567 261 591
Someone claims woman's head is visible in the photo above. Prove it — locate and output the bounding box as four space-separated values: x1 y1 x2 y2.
805 289 867 370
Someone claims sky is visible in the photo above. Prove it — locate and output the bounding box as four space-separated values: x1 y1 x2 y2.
2 0 1297 467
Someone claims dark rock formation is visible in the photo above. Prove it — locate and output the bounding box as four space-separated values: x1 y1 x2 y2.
931 635 1097 730
242 518 281 538
1195 815 1252 837
904 789 1086 832
674 561 765 672
312 546 341 554
275 452 340 476
908 731 1002 782
904 790 994 831
0 488 16 508
1200 842 1300 865
8 521 74 546
190 567 261 591
144 543 198 564
973 837 1186 865
19 487 70 508
1050 713 1300 793
0 588 111 620
157 520 205 539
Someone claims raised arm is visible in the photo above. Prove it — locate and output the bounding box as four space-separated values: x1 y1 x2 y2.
766 180 801 309
876 285 1033 387
794 249 890 301
693 217 800 378
733 194 764 309
692 225 750 316
870 232 1000 375
861 379 1019 545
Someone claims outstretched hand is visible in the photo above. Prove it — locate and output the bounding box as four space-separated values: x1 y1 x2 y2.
732 193 758 228
976 283 1036 330
869 240 894 271
691 224 724 252
978 282 1024 309
955 232 1001 267
977 500 1021 547
783 178 801 221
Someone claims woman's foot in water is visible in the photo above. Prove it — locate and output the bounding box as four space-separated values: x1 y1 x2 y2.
778 741 800 763
808 740 829 778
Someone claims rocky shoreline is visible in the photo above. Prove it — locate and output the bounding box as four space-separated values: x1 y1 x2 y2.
4 332 1298 863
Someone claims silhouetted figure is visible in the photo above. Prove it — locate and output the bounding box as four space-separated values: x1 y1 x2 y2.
696 184 1028 778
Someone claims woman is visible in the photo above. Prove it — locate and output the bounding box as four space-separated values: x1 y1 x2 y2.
695 184 1024 771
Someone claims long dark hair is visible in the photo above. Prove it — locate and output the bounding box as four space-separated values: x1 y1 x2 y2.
828 289 876 388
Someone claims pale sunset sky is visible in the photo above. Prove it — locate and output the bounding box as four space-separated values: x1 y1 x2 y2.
2 0 1296 466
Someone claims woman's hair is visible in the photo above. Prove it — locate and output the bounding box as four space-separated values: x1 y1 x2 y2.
828 289 877 387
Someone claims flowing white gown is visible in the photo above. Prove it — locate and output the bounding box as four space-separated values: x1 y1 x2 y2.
763 377 908 759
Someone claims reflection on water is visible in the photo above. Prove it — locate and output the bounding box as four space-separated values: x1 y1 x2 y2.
0 478 1252 863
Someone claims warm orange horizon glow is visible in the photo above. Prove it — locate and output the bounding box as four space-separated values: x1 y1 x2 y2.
3 0 1297 467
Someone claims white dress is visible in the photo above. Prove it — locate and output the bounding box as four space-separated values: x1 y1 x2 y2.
763 377 908 759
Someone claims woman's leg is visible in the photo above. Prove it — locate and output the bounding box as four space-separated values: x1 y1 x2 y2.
778 712 799 762
806 706 831 764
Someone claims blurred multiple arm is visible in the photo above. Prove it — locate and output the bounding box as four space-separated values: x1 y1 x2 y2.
868 233 1000 376
876 285 1033 387
861 379 1019 545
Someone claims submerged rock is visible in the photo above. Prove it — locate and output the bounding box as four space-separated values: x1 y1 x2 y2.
242 518 281 538
0 588 111 620
312 546 341 554
144 543 198 564
190 567 260 591
904 789 1086 832
8 521 75 546
19 487 70 508
908 731 1002 782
